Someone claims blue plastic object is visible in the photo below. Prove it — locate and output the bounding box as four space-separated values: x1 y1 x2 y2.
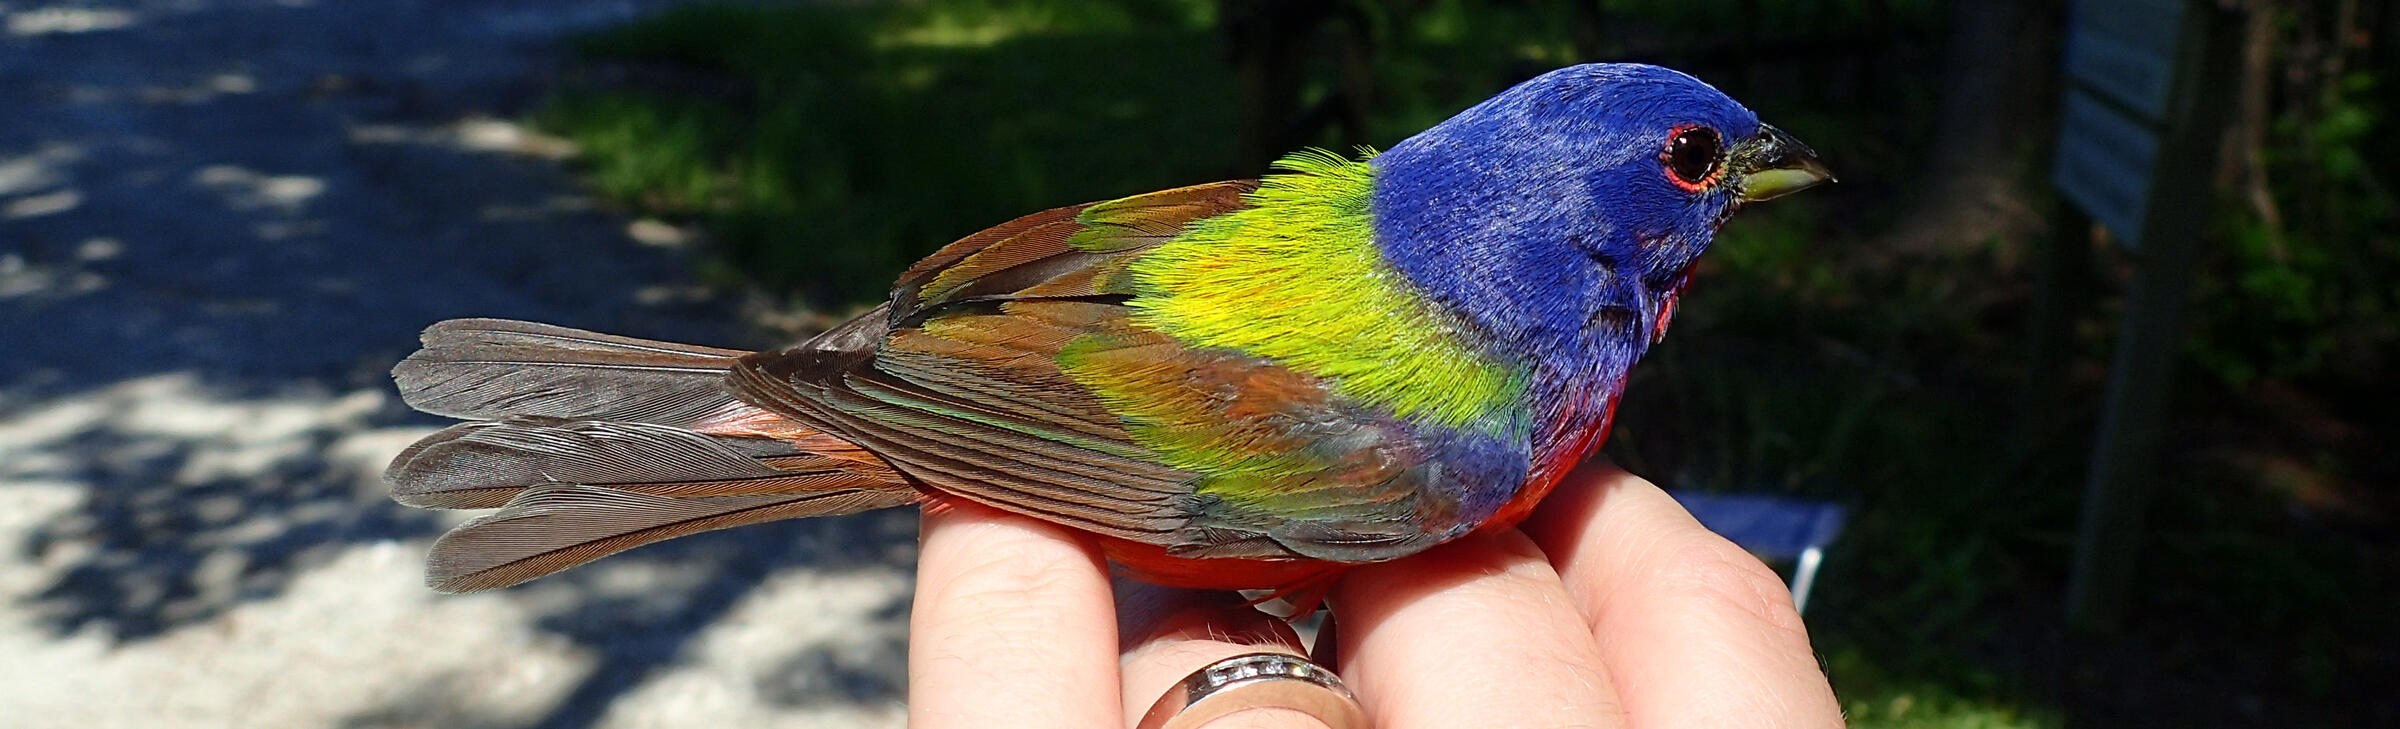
1668 492 1849 615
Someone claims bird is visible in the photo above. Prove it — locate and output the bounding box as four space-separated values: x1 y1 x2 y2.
383 63 1832 602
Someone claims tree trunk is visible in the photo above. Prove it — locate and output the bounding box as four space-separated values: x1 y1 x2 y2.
1874 0 2063 257
2219 0 2285 258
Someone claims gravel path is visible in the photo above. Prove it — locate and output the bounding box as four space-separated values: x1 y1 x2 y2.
1 2 913 727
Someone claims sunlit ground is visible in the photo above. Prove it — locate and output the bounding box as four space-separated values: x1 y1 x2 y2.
1 1 918 727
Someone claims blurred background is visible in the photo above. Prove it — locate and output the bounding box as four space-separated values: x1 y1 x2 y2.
1 0 2391 727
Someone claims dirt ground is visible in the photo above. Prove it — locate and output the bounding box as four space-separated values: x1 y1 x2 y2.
1 2 915 727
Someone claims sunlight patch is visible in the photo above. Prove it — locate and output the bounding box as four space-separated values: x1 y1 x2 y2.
6 7 136 36
453 117 578 159
4 189 80 219
193 165 327 212
0 144 84 196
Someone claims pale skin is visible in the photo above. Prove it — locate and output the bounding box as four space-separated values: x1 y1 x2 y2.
909 459 1847 729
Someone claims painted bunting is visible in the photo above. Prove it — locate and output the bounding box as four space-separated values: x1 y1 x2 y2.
385 63 1831 601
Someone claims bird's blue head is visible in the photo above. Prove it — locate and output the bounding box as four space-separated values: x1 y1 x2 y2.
1372 64 1830 375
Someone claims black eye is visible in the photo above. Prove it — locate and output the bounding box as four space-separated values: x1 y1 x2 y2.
1665 127 1722 187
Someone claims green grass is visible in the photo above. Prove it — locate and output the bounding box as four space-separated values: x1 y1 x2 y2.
531 2 2393 726
539 0 1236 301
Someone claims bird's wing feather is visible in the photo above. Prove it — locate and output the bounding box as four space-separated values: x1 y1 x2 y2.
733 181 1460 562
889 181 1260 323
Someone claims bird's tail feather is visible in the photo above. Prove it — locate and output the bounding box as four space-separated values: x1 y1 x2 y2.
386 318 919 592
387 416 888 509
425 482 917 592
393 318 752 426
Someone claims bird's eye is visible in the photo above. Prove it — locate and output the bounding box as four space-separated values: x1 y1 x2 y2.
1664 126 1722 189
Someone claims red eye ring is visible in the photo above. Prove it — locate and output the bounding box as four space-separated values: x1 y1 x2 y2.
1661 124 1723 192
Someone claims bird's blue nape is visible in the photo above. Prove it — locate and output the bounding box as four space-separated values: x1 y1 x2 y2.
1370 64 1760 379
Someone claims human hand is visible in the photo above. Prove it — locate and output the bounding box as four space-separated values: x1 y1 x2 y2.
906 460 1844 728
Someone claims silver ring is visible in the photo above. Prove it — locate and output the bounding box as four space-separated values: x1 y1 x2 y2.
1136 652 1369 729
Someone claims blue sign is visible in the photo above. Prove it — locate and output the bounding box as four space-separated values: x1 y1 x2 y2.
2053 0 2191 248
2064 0 2186 121
2053 91 2162 245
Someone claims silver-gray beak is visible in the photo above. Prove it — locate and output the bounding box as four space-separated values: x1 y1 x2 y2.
1732 124 1835 202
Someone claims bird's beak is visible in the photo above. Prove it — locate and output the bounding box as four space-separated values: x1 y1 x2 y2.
1731 124 1835 202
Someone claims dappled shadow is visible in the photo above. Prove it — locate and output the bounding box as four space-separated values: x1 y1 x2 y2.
517 514 915 729
757 625 910 711
315 513 916 729
9 375 441 640
329 538 915 729
2 0 751 626
2 0 917 726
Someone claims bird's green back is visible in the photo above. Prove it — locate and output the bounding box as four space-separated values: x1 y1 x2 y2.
1115 150 1529 433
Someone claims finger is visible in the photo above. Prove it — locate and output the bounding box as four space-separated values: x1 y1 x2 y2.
1522 461 1844 729
1115 582 1327 729
911 499 1121 729
1330 532 1626 729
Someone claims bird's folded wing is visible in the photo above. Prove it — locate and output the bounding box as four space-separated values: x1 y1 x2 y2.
732 181 1458 562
